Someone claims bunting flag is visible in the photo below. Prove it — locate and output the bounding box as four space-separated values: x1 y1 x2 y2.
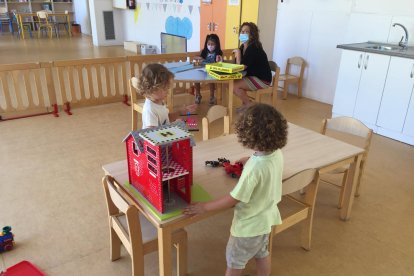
188 5 193 14
163 4 167 12
173 5 176 12
134 3 141 23
177 5 181 13
146 3 150 10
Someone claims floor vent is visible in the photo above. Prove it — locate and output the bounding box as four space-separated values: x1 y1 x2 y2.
103 11 115 40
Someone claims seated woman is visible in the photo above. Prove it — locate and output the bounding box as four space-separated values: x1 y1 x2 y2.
232 22 272 112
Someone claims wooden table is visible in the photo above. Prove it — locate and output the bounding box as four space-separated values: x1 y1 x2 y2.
169 66 235 123
16 12 71 39
102 123 364 276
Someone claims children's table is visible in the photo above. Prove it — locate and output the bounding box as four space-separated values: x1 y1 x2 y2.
102 123 364 276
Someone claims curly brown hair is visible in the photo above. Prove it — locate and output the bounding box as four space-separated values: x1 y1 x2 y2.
240 22 263 49
235 103 288 152
135 63 174 99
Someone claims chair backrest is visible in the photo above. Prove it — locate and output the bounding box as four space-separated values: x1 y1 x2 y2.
0 8 10 21
282 169 317 195
130 77 145 130
0 7 7 14
102 175 143 248
285 56 305 78
269 61 280 91
202 105 230 141
37 11 48 19
321 116 373 159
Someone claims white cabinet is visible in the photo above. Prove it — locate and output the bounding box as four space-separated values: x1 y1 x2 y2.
403 87 414 137
377 57 414 132
353 53 390 127
333 49 414 145
332 50 390 129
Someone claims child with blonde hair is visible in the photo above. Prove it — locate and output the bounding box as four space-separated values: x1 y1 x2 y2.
133 63 197 129
184 103 288 276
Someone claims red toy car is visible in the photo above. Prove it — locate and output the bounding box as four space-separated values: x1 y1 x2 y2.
222 162 243 178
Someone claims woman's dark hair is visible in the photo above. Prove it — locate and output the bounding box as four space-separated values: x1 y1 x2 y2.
200 34 223 59
240 22 263 49
235 103 288 152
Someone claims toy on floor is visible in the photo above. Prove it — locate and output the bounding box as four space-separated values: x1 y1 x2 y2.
123 121 195 213
1 260 46 276
0 226 14 252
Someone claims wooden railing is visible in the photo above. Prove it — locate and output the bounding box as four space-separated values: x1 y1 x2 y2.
0 49 234 120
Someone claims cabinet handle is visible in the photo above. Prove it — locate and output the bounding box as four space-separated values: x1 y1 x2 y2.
411 63 414 78
358 54 362 69
364 54 369 70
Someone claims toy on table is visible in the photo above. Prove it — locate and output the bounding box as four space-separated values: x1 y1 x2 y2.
181 112 199 131
123 121 195 214
0 226 14 252
204 157 243 178
222 161 244 178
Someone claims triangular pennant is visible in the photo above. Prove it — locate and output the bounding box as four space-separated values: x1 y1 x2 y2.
177 5 181 13
146 3 150 10
188 5 193 14
163 4 167 12
173 5 176 12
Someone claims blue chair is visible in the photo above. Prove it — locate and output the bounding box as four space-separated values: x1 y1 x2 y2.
0 8 13 33
12 12 33 39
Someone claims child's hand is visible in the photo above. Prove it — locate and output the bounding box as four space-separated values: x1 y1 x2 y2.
216 55 223 62
236 156 250 165
183 202 207 215
182 104 197 114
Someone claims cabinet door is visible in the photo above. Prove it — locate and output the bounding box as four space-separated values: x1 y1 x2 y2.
403 86 414 137
353 53 390 125
332 50 364 117
377 57 414 132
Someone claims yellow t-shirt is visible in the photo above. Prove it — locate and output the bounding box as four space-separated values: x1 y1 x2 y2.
230 150 283 237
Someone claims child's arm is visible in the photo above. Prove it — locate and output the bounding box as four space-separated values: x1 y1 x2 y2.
169 104 198 121
183 194 239 215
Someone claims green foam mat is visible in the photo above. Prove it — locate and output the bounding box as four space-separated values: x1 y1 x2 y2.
124 182 212 221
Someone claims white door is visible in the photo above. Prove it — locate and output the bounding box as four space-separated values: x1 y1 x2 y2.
377 57 414 132
353 53 390 127
332 50 364 117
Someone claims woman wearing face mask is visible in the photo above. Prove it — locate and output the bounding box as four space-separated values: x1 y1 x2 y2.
232 22 272 112
193 34 223 105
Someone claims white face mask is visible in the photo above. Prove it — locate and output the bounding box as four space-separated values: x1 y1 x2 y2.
207 45 216 52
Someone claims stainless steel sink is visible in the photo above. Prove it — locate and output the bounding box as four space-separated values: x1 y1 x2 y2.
365 45 401 51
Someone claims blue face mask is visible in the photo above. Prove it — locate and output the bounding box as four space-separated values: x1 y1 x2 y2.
239 33 249 43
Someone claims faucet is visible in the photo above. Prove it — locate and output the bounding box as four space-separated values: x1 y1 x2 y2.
392 23 409 48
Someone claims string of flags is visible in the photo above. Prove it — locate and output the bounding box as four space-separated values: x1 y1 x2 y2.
135 1 197 14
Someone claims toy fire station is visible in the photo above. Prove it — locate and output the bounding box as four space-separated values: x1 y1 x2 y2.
123 122 195 213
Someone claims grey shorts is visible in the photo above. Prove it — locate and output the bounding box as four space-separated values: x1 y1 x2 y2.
226 233 270 269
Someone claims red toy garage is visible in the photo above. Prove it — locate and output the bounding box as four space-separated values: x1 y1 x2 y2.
123 122 195 213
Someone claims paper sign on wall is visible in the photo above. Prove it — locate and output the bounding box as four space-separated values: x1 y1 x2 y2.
228 0 240 6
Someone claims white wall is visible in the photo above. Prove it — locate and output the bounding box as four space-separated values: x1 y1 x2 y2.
89 0 124 46
273 0 414 104
121 0 200 53
73 0 91 35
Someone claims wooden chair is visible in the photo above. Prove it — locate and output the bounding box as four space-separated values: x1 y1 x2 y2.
320 116 373 208
278 56 306 99
202 105 230 141
12 11 33 39
36 10 56 38
102 175 188 276
269 169 319 257
130 77 146 131
246 61 280 107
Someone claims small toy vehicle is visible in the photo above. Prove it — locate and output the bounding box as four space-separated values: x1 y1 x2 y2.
205 160 220 167
222 162 243 178
218 158 230 165
0 226 14 252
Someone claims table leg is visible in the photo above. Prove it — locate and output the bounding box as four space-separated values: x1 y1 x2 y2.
67 15 72 36
18 16 25 39
340 154 362 220
158 227 173 276
228 80 234 123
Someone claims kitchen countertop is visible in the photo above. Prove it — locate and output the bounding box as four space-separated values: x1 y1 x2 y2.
337 41 414 59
